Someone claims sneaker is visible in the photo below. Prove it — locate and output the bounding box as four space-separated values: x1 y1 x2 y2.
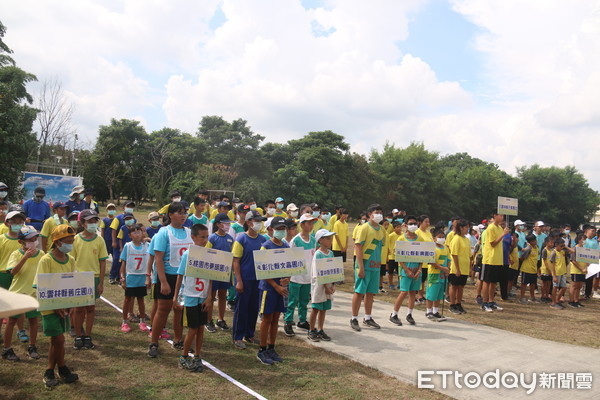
108 278 116 285
457 304 467 314
171 340 184 350
83 336 95 350
432 312 446 322
243 336 257 344
121 322 131 333
426 312 436 320
406 314 416 325
568 301 578 308
148 343 159 357
350 318 361 331
266 348 283 362
233 340 246 350
257 350 274 365
139 322 150 332
128 313 140 323
576 302 585 308
1 347 20 361
379 288 386 294
43 369 59 388
283 323 295 337
550 303 563 310
490 302 503 311
529 298 540 303
179 355 195 370
519 298 528 304
363 318 381 329
482 303 494 312
17 329 29 343
296 321 310 331
450 305 461 315
58 365 79 384
592 292 600 299
318 330 331 341
389 313 403 326
27 344 41 359
307 330 320 341
73 336 84 350
216 320 229 330
557 303 566 309
444 296 451 304
475 295 483 305
192 357 204 372
160 329 171 340
205 320 217 333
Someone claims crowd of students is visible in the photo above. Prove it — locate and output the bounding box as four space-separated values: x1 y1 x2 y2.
1 183 599 388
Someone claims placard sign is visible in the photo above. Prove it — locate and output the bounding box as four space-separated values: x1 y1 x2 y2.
497 196 518 216
186 245 233 282
575 247 600 264
253 247 306 280
395 241 436 263
314 256 345 285
36 271 95 311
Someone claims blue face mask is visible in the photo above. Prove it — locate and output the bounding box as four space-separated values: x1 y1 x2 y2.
398 218 404 224
387 218 393 223
312 211 320 218
58 242 73 253
124 207 134 214
273 230 286 240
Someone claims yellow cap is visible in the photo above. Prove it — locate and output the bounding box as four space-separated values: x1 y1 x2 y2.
52 225 76 242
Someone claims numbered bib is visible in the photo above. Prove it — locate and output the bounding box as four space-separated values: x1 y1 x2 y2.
126 243 149 275
182 276 209 298
167 227 193 269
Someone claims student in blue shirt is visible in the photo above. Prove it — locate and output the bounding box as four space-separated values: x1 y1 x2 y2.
146 211 162 239
65 186 86 214
22 187 51 231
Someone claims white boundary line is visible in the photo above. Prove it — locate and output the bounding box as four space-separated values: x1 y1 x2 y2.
99 296 268 400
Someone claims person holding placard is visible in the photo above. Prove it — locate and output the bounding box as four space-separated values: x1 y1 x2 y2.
425 229 450 321
173 223 212 372
2 226 44 361
148 202 193 358
568 234 588 308
33 224 79 388
415 215 433 305
285 213 317 337
231 210 267 350
257 216 289 365
205 213 235 333
308 229 337 341
119 224 151 332
480 212 510 313
351 204 385 331
390 216 422 326
71 209 108 351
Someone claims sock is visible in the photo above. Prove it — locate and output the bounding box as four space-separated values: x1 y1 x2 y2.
364 314 372 320
433 307 439 314
260 346 267 352
351 316 358 321
426 308 432 314
391 311 398 317
407 309 413 316
268 344 274 350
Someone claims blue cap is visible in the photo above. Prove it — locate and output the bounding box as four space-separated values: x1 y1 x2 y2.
275 197 284 203
214 213 233 225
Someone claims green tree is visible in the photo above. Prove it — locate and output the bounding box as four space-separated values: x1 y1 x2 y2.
0 21 38 198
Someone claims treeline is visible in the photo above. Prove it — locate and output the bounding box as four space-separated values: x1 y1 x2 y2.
78 117 599 227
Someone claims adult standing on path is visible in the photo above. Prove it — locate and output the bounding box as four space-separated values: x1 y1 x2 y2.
22 187 50 232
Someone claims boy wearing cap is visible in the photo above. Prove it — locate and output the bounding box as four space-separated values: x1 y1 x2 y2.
2 226 44 361
71 209 108 350
284 218 297 243
65 185 86 214
351 204 385 331
146 211 162 239
33 224 79 388
286 203 299 220
285 213 316 336
109 202 136 284
0 210 26 291
41 202 69 252
23 187 51 232
205 213 235 332
533 221 547 266
273 197 288 219
514 220 527 255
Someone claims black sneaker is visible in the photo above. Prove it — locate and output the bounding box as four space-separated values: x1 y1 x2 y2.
148 343 159 358
457 304 467 314
450 305 461 314
256 350 274 365
205 320 217 333
171 340 184 350
307 330 320 341
1 347 20 361
216 320 230 330
73 336 84 350
318 330 331 341
576 302 585 308
568 302 578 308
266 348 283 363
296 321 310 331
426 312 436 320
389 313 403 326
283 323 295 337
58 365 79 384
350 318 361 331
27 344 41 359
406 314 416 325
226 301 235 311
83 336 95 349
432 312 446 322
43 369 59 388
363 318 381 329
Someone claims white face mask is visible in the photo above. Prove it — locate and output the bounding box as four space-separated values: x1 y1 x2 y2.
125 207 134 214
172 197 182 203
0 191 7 198
407 224 418 233
249 204 257 210
266 208 275 216
289 211 298 218
25 241 38 250
221 223 231 231
372 213 383 223
251 221 263 232
436 238 446 245
86 223 98 233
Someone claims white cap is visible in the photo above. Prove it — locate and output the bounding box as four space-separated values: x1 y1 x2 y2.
69 185 85 197
392 209 399 213
315 228 336 242
535 221 545 227
299 213 316 223
514 219 525 227
286 203 298 211
478 224 485 230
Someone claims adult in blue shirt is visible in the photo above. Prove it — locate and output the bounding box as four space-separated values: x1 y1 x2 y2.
65 185 86 214
583 226 599 299
23 187 51 231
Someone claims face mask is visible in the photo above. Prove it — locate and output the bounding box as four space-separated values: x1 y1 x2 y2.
221 223 231 231
151 220 160 228
398 218 404 224
0 191 7 198
172 197 181 203
564 230 570 235
125 219 134 227
276 203 284 210
249 204 257 211
108 210 116 216
69 221 79 229
58 242 73 253
312 211 320 218
79 194 85 200
323 213 331 222
267 208 275 216
290 211 298 218
34 196 44 202
86 223 98 233
125 207 134 214
10 224 23 233
25 241 38 250
251 221 263 232
372 213 383 223
407 224 418 233
387 218 393 223
436 238 446 245
273 230 286 240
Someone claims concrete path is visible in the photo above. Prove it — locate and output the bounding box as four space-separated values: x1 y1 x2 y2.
297 291 599 399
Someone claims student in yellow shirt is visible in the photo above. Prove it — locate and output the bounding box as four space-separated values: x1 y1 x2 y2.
311 204 325 234
352 213 368 264
519 234 540 303
286 203 299 221
568 234 588 308
245 198 264 216
40 202 68 252
506 233 520 297
71 210 108 350
386 220 403 290
548 238 568 309
0 200 10 235
481 212 511 312
425 229 450 321
378 218 390 292
332 208 349 262
329 205 342 229
540 238 554 303
448 219 471 314
2 226 44 361
415 215 433 304
33 224 79 388
273 197 288 219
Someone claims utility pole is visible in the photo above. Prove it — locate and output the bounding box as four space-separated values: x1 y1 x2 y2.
71 134 78 176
